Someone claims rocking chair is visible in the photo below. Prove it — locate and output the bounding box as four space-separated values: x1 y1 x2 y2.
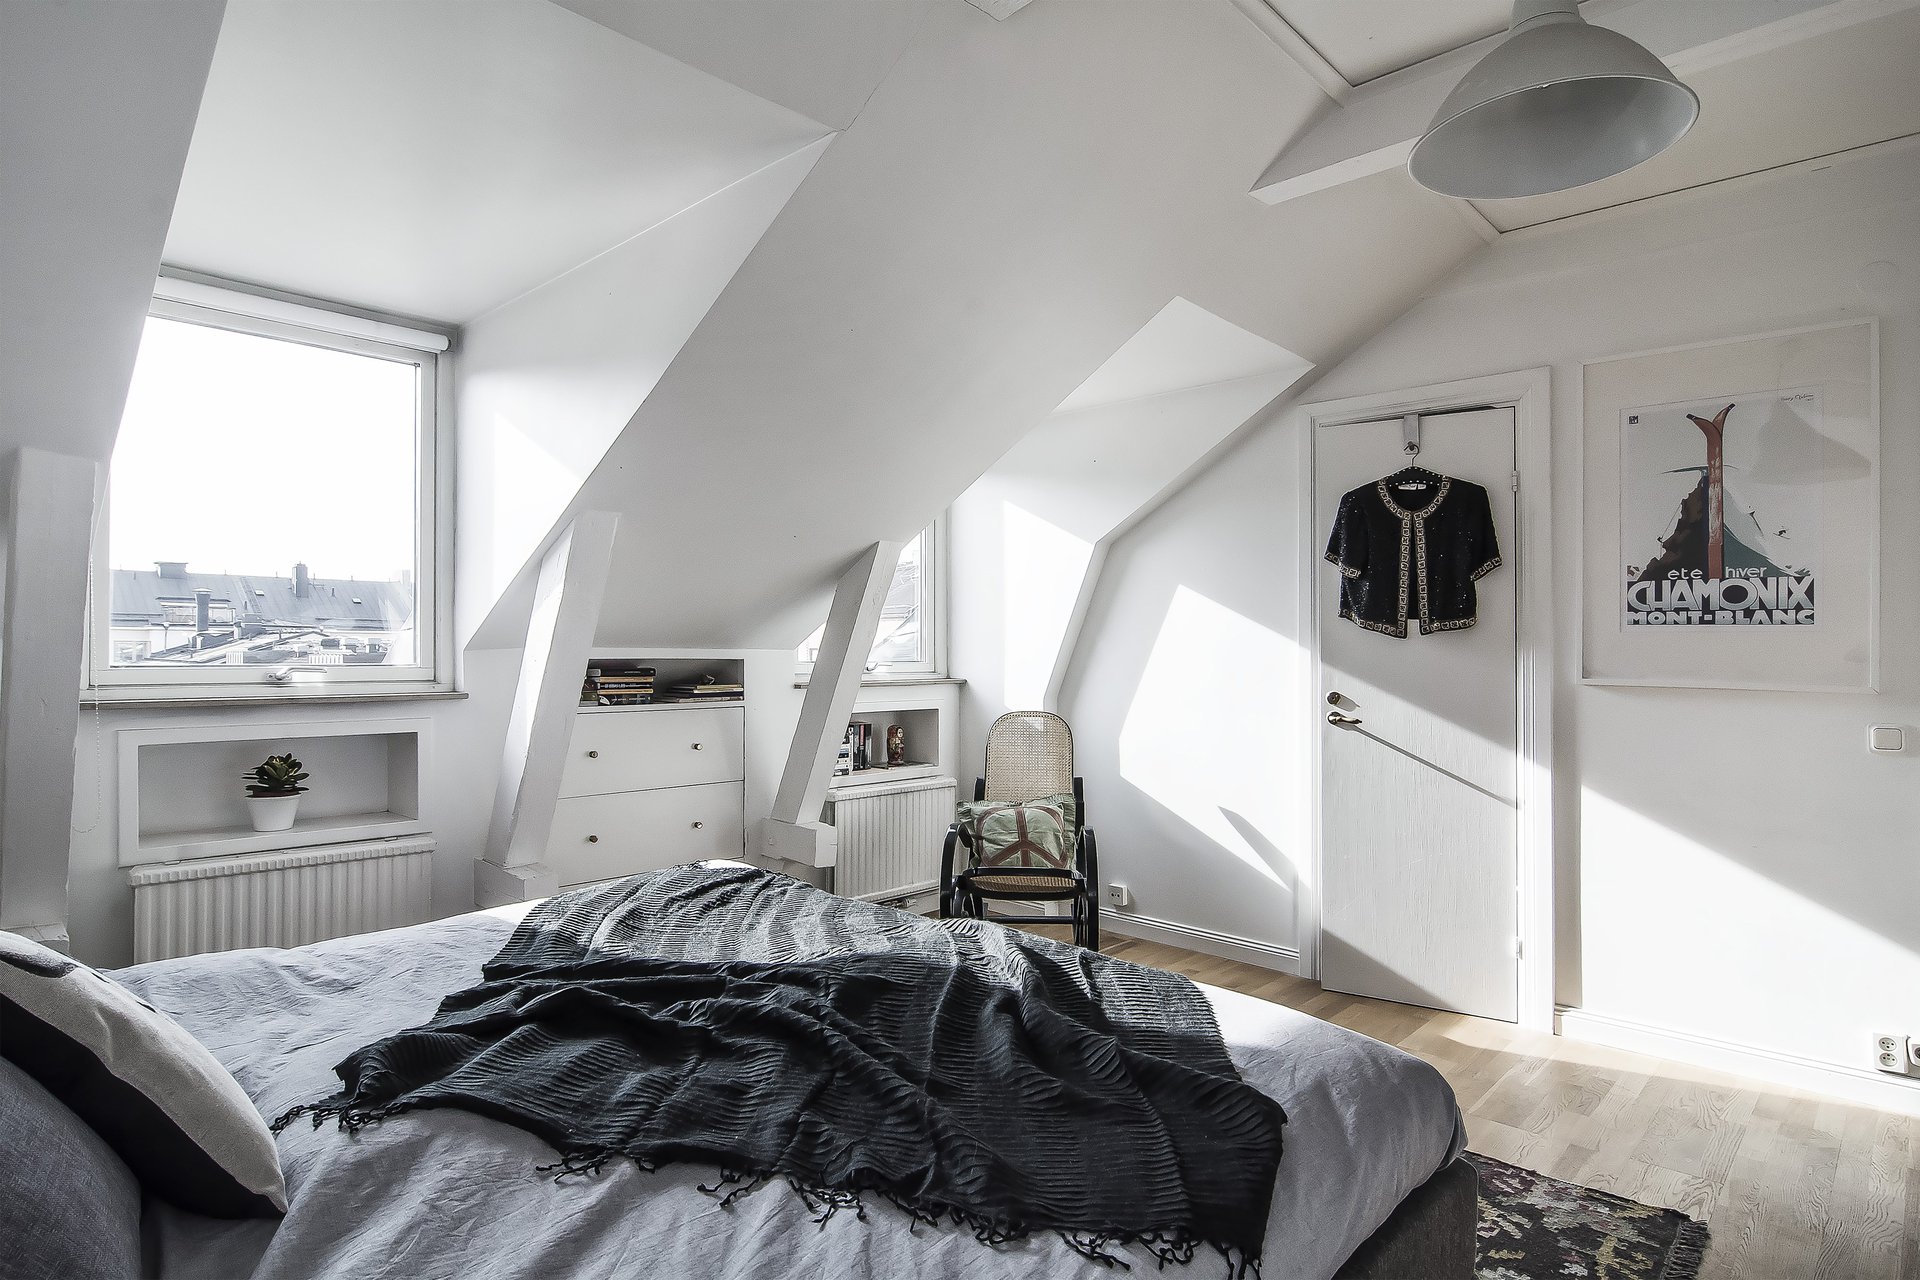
939 711 1100 949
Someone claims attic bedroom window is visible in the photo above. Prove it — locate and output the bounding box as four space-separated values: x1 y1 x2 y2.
797 522 943 678
87 281 449 698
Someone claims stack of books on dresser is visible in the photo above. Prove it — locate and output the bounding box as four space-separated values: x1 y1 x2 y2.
581 667 655 706
660 675 745 704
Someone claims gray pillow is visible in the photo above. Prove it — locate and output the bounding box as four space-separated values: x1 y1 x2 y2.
0 1055 143 1280
0 930 286 1218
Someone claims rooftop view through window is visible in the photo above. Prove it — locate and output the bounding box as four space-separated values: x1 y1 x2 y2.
104 314 421 671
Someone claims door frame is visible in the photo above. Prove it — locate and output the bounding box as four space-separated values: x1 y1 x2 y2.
1292 368 1555 1030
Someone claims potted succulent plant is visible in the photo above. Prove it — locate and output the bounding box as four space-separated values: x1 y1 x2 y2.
243 752 310 832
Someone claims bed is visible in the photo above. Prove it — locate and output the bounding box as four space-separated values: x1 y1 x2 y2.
110 872 1473 1280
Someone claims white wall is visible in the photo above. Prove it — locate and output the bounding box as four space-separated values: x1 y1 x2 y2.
456 137 829 647
1061 143 1920 1091
952 367 1307 777
1054 394 1310 956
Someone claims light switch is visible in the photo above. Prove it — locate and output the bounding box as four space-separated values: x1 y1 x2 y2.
1868 725 1905 754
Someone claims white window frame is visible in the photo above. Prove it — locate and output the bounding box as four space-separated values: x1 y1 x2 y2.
797 516 947 680
86 281 454 701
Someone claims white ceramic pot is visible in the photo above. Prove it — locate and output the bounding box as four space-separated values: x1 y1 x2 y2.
247 794 301 832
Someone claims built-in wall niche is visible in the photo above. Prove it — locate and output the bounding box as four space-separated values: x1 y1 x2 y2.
117 718 430 867
580 656 746 710
837 707 942 786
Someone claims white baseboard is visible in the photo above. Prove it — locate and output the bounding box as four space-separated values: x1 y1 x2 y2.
1557 1005 1920 1118
1101 911 1302 974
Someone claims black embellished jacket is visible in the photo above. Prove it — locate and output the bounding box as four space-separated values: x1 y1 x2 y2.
1324 474 1502 637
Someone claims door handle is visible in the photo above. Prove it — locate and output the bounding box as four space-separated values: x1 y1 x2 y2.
1327 711 1363 727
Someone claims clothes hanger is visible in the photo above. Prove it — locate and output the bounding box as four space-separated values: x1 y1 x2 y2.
1381 440 1444 489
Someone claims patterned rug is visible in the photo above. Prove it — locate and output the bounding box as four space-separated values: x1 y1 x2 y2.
1469 1152 1711 1280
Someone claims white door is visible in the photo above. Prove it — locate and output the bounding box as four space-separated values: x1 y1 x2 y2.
1315 408 1519 1021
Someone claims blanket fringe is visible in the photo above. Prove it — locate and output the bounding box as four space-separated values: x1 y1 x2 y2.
679 1150 1260 1277
269 1097 423 1135
268 1115 1262 1276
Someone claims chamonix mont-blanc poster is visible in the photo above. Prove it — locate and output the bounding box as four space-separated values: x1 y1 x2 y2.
1583 319 1878 690
1619 388 1824 628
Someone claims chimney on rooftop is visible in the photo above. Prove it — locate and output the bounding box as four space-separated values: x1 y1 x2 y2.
157 561 187 580
294 563 311 599
194 588 212 634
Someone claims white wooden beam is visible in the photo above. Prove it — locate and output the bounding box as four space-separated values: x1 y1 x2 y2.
1223 0 1353 104
476 511 619 907
0 448 102 939
759 541 901 868
1249 0 1868 208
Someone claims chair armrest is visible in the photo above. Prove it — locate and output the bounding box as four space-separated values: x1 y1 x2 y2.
939 824 963 917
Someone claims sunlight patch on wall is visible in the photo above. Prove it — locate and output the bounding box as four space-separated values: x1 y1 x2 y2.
485 410 578 597
1001 502 1094 711
1118 585 1301 888
1578 787 1920 1061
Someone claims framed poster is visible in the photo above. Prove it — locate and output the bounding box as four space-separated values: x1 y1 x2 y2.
1582 319 1878 690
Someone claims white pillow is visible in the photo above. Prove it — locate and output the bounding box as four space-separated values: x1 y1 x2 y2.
0 930 286 1217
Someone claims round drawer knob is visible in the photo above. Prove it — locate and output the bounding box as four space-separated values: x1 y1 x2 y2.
691 821 704 830
587 750 599 759
586 834 599 843
690 742 703 751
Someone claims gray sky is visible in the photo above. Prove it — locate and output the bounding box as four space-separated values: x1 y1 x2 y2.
109 316 418 581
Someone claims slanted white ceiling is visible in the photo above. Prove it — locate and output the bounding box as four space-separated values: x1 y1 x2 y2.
1472 6 1920 231
164 0 830 323
466 0 1489 651
1054 297 1310 414
1261 0 1541 85
551 0 927 132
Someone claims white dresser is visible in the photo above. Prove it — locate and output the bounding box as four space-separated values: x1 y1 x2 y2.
547 705 746 887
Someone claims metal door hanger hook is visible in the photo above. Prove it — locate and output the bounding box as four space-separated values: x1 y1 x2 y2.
1402 412 1422 457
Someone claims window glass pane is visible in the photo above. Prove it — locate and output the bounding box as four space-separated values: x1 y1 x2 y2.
105 316 420 670
796 531 927 669
868 532 924 666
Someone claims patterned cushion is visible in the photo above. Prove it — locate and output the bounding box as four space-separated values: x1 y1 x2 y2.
0 1055 143 1280
0 930 286 1218
956 792 1078 872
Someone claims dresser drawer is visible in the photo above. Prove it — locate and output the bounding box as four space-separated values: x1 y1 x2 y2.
560 707 744 798
548 783 745 887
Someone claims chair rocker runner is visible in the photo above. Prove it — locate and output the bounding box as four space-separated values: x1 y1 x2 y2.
939 711 1100 949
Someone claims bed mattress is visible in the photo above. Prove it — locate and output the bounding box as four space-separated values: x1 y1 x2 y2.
116 900 1464 1280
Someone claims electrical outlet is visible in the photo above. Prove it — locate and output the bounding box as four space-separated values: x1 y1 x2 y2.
1873 1032 1911 1075
1910 1037 1920 1069
1104 882 1132 910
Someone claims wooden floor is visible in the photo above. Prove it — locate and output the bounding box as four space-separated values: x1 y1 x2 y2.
1026 925 1919 1280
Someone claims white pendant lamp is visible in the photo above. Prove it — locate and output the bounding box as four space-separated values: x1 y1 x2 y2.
1408 0 1699 200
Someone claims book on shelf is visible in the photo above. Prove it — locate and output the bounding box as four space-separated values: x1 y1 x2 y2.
841 720 873 771
662 674 744 703
581 665 658 706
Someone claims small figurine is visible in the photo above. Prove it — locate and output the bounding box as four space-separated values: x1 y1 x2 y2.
886 725 906 768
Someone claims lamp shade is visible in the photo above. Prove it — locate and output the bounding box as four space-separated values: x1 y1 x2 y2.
1408 1 1699 200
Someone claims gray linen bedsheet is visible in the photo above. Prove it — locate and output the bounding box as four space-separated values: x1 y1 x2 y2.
115 903 1464 1280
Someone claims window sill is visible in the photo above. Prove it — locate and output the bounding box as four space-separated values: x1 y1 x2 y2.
82 688 466 711
793 675 966 690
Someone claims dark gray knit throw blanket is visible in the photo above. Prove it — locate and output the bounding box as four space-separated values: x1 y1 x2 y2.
276 864 1287 1273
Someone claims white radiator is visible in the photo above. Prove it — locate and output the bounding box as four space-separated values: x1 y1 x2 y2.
826 775 957 902
127 836 435 963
